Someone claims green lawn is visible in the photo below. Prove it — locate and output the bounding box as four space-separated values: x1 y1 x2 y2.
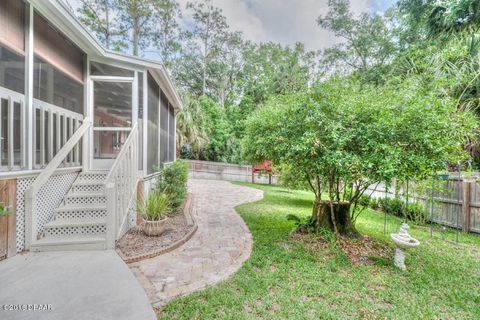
159 183 480 320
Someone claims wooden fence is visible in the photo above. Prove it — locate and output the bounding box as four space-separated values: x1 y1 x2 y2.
367 177 480 234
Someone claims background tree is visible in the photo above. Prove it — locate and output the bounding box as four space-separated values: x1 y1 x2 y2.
76 0 124 50
187 0 229 95
151 0 183 68
117 0 153 56
317 0 398 83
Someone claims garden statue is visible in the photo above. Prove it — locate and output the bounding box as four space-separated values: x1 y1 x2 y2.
390 223 420 271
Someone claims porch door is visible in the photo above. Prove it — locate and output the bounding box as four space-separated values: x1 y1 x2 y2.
91 77 135 170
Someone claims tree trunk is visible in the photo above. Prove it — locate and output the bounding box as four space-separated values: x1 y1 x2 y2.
311 200 359 238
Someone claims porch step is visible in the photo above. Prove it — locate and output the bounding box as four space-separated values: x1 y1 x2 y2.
77 171 108 183
31 234 107 252
64 193 106 205
33 171 111 252
44 216 106 232
54 204 107 220
71 181 105 194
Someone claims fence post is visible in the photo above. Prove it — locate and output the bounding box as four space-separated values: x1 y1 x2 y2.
462 179 472 232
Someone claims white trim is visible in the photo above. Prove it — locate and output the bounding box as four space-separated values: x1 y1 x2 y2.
142 71 148 176
25 3 34 170
89 57 145 74
92 127 132 132
133 71 138 127
33 98 83 121
89 76 135 82
0 166 81 180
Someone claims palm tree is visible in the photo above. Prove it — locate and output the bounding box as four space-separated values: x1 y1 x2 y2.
176 94 209 159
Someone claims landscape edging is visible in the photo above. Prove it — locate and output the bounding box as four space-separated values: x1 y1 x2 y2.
116 193 197 264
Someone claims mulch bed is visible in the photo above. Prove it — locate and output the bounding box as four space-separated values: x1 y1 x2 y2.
117 212 194 259
288 231 392 266
337 236 392 266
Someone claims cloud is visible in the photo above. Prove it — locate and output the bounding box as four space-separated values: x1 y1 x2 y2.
177 0 395 52
70 0 396 52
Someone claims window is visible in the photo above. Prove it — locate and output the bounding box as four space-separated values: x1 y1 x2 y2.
147 73 159 174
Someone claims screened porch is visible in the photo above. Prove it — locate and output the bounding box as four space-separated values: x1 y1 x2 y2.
0 0 177 177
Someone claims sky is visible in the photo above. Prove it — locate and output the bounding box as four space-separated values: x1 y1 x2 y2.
175 0 398 52
68 0 398 53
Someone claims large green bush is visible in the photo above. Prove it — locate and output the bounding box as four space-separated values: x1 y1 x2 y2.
156 160 189 210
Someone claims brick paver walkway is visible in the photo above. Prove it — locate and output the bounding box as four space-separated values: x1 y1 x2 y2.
129 179 264 307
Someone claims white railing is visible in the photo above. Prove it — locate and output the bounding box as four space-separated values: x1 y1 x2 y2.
33 99 84 169
0 86 26 171
105 124 138 248
24 118 91 249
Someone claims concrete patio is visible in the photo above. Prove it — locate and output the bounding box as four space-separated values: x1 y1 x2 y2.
0 250 155 320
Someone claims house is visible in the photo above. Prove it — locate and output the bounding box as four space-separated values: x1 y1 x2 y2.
0 0 182 257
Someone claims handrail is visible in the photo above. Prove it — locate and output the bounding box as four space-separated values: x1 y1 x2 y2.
105 124 138 248
24 117 91 249
105 124 138 184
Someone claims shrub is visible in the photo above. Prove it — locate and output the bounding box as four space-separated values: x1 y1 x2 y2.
156 160 189 210
137 191 171 221
277 163 310 190
404 202 427 223
358 195 371 207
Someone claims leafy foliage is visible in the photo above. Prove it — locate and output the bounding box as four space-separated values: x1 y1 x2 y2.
137 191 172 221
156 160 189 210
244 77 476 226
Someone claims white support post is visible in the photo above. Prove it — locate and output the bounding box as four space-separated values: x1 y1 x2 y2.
56 112 61 154
142 71 148 175
8 97 14 168
39 107 45 167
82 56 90 171
25 3 34 170
48 110 53 162
20 100 26 168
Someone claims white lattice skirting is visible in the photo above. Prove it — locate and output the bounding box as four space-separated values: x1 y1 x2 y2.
16 171 79 252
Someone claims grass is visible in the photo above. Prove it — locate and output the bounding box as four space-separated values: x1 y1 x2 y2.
159 183 480 320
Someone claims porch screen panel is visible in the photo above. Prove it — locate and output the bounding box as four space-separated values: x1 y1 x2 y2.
0 0 25 54
34 13 83 83
147 73 159 174
0 0 25 94
91 61 134 77
33 13 84 115
160 92 169 166
168 104 175 162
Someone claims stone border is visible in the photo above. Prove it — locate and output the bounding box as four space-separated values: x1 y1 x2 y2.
116 193 197 264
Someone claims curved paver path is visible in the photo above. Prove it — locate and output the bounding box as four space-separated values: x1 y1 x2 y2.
130 179 264 308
